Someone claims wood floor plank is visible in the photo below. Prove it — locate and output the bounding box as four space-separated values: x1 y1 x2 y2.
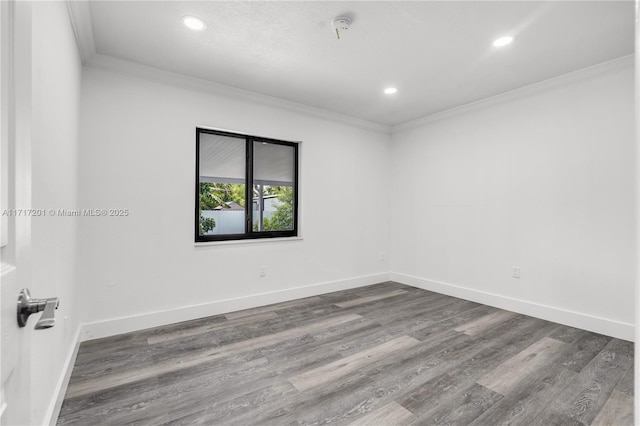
288 335 420 391
348 401 417 426
249 327 475 426
74 329 154 357
165 380 301 425
142 314 228 339
65 313 361 399
59 375 162 419
477 336 569 395
615 364 634 397
454 309 518 336
281 334 470 425
155 353 269 392
363 295 482 328
206 304 346 349
149 323 347 422
554 332 612 373
278 330 477 426
408 298 484 325
331 302 475 358
344 289 451 318
154 330 357 421
58 282 634 425
591 390 634 426
550 325 589 344
398 318 561 419
58 378 169 426
66 343 158 384
318 282 409 303
313 320 406 359
469 358 578 425
420 383 503 426
176 370 376 425
275 320 382 366
410 304 496 341
224 295 324 319
334 289 409 308
147 311 279 344
531 338 634 425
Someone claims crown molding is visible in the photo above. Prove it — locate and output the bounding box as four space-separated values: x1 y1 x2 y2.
65 0 390 135
66 0 95 65
392 54 635 134
86 54 391 134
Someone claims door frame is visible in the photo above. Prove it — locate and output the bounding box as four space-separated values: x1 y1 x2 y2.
0 0 34 424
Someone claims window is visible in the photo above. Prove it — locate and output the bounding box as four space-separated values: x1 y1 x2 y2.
196 128 299 242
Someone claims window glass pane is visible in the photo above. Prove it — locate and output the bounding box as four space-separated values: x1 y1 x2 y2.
252 141 295 232
199 133 246 236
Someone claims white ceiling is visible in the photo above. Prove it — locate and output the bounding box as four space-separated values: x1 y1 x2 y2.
76 1 635 127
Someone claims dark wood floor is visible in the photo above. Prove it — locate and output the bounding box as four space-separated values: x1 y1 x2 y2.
58 282 634 425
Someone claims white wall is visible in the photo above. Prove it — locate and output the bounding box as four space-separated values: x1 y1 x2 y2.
31 1 82 424
390 56 636 340
77 67 391 338
76 58 635 341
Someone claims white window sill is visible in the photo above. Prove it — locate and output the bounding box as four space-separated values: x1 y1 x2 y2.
195 236 303 248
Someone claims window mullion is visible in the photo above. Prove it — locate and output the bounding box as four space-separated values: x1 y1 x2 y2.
246 137 253 234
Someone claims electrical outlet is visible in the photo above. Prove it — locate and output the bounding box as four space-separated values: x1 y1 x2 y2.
379 252 385 262
259 266 267 277
512 266 521 279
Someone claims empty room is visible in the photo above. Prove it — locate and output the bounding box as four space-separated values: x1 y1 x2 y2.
1 0 637 425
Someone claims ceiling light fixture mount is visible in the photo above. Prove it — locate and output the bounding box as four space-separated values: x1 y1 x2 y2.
183 16 206 31
493 36 514 47
331 16 352 40
384 87 398 95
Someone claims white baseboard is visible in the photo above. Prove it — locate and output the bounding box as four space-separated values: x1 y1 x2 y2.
44 325 81 426
391 272 634 342
80 271 633 342
80 272 391 341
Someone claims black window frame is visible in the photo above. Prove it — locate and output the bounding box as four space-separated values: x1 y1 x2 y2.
195 127 299 242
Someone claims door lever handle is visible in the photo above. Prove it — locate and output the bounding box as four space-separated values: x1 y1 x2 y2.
17 289 60 329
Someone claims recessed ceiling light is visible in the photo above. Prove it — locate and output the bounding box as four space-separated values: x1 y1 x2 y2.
183 16 206 31
493 36 514 47
384 87 398 95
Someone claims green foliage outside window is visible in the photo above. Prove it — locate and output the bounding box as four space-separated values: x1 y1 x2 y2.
199 182 245 233
200 182 293 234
199 182 245 210
262 186 294 231
199 215 216 234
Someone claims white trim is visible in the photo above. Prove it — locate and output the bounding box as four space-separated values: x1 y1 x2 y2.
195 236 303 248
80 273 391 341
0 263 16 277
65 0 94 65
196 124 303 146
392 54 635 133
86 54 391 135
64 1 390 134
43 325 81 426
634 4 639 422
79 271 634 342
391 272 634 342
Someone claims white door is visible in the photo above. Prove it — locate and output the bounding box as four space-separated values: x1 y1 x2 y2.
1 1 34 424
